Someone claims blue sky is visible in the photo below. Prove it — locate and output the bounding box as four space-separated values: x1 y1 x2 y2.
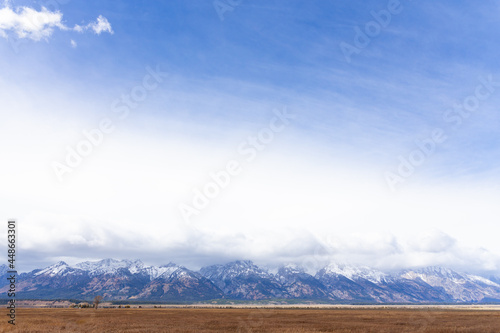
1 0 500 275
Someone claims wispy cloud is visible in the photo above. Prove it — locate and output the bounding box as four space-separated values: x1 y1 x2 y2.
74 15 113 35
0 5 112 41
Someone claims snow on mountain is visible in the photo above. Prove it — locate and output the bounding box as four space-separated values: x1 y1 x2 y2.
200 260 285 300
200 260 273 281
33 261 73 277
279 264 306 275
400 266 463 282
276 265 328 299
399 267 500 302
323 263 388 283
133 264 223 301
34 259 149 278
73 259 195 281
4 258 500 303
152 263 193 280
466 274 500 287
140 263 177 280
75 258 145 277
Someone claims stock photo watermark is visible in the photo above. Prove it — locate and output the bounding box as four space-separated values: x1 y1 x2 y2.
6 220 17 326
237 308 275 333
51 65 167 182
179 107 295 223
385 74 500 191
213 0 243 21
404 310 436 333
340 0 410 64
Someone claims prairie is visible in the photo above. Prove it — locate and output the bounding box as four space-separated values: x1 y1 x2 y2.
1 307 499 332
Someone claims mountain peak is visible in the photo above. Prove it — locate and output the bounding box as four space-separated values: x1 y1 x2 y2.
146 263 185 280
233 260 255 266
401 266 463 280
321 263 387 283
33 261 70 277
75 258 144 276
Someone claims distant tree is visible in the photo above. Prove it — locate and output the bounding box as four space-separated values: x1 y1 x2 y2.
93 296 103 309
78 302 90 308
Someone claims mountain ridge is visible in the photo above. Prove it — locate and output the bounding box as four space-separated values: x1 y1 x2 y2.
1 259 499 303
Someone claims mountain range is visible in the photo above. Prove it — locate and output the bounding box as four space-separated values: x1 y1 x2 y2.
1 259 500 303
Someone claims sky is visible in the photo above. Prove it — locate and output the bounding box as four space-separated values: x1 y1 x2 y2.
1 0 500 276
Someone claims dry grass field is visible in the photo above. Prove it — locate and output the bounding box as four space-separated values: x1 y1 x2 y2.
0 307 499 332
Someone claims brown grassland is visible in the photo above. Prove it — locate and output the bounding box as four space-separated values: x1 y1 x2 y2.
0 308 499 332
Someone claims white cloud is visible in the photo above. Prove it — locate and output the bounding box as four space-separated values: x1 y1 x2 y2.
409 230 457 253
0 5 112 41
0 6 64 40
70 39 76 48
90 15 113 35
0 75 499 276
74 15 113 35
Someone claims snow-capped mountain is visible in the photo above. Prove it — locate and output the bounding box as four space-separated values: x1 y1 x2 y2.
276 265 328 299
0 259 220 301
316 265 380 301
34 261 75 277
11 261 92 299
200 260 285 300
200 260 272 281
75 259 146 277
321 263 388 284
1 259 500 303
141 263 180 280
133 264 223 301
399 267 500 302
